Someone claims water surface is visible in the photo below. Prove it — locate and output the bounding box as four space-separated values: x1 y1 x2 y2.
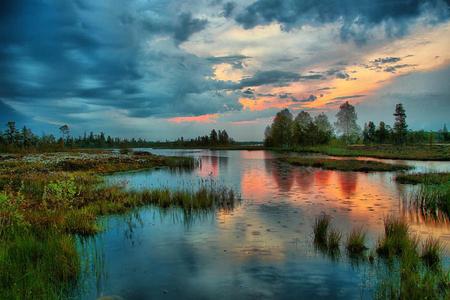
77 149 450 299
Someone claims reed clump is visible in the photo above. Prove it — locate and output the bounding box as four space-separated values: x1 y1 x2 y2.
345 227 367 255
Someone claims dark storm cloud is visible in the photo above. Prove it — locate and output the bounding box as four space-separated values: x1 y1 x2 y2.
235 0 450 44
0 0 246 122
332 94 366 100
384 64 418 73
223 2 237 18
335 71 350 80
236 70 324 88
207 54 250 69
241 88 256 99
277 93 317 102
173 13 208 43
373 57 402 64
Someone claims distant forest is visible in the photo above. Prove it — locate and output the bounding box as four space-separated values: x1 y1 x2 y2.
1 102 449 153
264 102 449 147
0 123 234 152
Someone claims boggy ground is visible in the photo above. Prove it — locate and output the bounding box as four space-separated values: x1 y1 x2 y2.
396 172 450 220
0 151 239 299
283 156 412 172
285 144 450 161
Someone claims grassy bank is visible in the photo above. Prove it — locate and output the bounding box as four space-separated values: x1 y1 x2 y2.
396 172 450 185
286 144 450 161
0 151 239 299
284 157 411 172
312 215 449 299
396 172 450 218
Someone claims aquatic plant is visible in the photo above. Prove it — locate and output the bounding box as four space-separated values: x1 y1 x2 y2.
421 237 442 268
346 227 367 255
313 214 330 245
411 183 450 218
327 227 342 251
376 216 412 257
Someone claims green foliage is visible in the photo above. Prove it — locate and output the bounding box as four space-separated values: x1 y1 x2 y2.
334 101 360 144
266 109 333 147
393 103 408 145
42 177 79 209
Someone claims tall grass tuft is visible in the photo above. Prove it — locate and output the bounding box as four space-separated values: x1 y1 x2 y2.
421 237 442 267
313 214 330 246
376 215 411 257
346 227 367 255
327 228 342 251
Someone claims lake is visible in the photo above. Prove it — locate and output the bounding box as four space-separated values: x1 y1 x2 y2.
76 149 450 299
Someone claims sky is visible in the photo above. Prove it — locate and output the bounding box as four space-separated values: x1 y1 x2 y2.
0 0 449 141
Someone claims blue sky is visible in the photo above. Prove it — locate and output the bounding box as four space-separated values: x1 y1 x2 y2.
1 0 449 140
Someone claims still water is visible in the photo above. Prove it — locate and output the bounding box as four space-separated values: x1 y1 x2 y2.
77 150 450 300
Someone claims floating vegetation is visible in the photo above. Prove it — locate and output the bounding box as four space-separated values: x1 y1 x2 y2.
284 157 411 172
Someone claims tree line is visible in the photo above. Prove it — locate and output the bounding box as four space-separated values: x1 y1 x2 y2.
0 122 234 152
264 102 449 147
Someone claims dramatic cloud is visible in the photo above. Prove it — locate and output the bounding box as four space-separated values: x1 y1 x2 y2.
235 0 450 44
1 0 449 139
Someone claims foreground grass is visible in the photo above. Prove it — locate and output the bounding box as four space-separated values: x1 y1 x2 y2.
396 172 450 219
312 215 449 299
286 144 450 161
0 151 239 299
284 157 411 172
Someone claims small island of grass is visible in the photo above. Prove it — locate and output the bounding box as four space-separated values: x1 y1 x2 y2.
283 156 412 172
395 172 450 218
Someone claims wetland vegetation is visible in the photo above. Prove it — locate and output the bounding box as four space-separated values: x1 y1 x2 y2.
0 151 239 299
312 215 449 299
283 156 412 172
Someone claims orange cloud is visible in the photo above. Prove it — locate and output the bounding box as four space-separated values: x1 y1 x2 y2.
167 113 219 123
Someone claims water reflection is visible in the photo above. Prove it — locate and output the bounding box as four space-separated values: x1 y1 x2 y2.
79 149 450 299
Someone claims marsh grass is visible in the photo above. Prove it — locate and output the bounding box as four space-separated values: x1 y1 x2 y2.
313 214 330 246
284 157 411 172
346 227 367 255
376 216 411 257
421 237 442 267
396 172 450 185
327 228 342 251
311 214 449 299
0 152 237 299
288 144 450 161
412 183 450 218
0 226 79 300
396 172 450 219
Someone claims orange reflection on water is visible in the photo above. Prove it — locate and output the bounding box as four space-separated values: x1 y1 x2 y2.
197 155 220 177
